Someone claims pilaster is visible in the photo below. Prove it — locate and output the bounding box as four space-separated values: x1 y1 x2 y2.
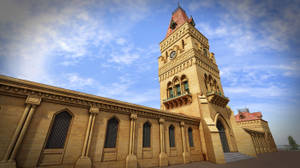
158 118 168 167
0 95 41 168
125 114 138 168
75 106 99 168
180 121 190 164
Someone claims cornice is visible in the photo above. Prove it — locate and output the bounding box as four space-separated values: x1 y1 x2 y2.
0 75 200 125
160 22 209 53
158 48 220 82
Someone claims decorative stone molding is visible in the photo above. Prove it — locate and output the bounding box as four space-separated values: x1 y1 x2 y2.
159 118 165 124
206 91 229 108
0 75 200 126
130 113 137 120
158 48 220 82
160 22 208 53
163 92 192 109
89 106 99 114
25 95 41 105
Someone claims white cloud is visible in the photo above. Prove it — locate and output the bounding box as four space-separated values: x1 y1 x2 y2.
224 85 286 98
0 0 152 83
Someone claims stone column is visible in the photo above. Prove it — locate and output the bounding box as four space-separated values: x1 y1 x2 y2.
126 114 137 168
250 133 258 154
159 118 168 167
75 107 99 168
0 95 41 168
198 122 208 161
253 133 260 154
180 121 190 164
261 135 267 153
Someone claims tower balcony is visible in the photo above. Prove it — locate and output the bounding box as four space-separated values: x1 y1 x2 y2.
206 91 229 107
163 91 192 109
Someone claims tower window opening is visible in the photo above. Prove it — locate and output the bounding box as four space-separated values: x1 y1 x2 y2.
175 84 181 96
183 81 189 93
182 40 185 49
204 48 207 56
168 88 174 98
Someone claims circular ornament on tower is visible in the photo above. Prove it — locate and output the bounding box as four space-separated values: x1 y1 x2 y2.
170 51 177 59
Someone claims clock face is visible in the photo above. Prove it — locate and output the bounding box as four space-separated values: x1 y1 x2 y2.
170 51 176 59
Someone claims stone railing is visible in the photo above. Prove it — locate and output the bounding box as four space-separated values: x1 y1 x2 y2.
163 91 192 109
206 91 229 107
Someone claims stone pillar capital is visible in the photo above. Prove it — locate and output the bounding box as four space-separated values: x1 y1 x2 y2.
89 107 99 114
159 118 165 124
180 121 185 127
130 113 137 120
25 95 41 105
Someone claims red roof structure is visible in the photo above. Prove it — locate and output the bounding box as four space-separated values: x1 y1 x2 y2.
165 6 194 38
235 108 263 122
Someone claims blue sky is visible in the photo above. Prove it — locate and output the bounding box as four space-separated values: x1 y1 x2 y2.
0 0 299 146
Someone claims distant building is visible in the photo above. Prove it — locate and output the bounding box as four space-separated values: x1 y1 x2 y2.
235 108 277 154
0 5 276 168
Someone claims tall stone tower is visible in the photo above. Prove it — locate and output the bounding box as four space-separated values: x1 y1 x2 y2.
158 6 242 163
158 6 227 117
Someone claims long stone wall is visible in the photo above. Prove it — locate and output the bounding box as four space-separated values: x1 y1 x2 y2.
0 75 203 168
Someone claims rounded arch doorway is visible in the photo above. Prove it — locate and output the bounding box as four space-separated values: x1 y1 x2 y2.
217 120 230 153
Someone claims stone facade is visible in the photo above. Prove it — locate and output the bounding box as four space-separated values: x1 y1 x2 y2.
0 6 276 168
235 109 277 153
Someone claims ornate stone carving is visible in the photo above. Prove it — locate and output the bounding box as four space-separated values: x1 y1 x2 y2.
0 77 200 126
89 107 99 114
25 95 41 105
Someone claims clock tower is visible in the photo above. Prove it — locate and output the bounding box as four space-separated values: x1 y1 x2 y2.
158 5 240 163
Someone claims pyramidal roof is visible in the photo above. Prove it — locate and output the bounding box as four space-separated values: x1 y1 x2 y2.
165 5 194 38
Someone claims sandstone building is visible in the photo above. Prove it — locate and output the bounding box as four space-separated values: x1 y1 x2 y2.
0 6 276 168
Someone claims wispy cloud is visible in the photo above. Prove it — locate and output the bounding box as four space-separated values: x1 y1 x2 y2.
0 0 152 83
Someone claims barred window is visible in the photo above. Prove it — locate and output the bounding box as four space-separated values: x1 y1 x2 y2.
45 111 72 149
104 117 119 148
169 125 175 147
143 122 151 147
188 127 194 147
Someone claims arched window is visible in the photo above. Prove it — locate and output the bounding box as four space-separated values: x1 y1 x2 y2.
188 127 194 147
173 77 181 96
167 82 173 98
203 48 207 56
181 75 189 94
45 111 72 149
169 125 175 147
104 117 119 148
143 122 151 147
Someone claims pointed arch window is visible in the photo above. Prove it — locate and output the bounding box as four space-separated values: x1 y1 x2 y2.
169 125 175 147
188 127 194 147
104 117 119 148
168 88 174 98
45 111 72 149
143 122 151 147
175 84 181 96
